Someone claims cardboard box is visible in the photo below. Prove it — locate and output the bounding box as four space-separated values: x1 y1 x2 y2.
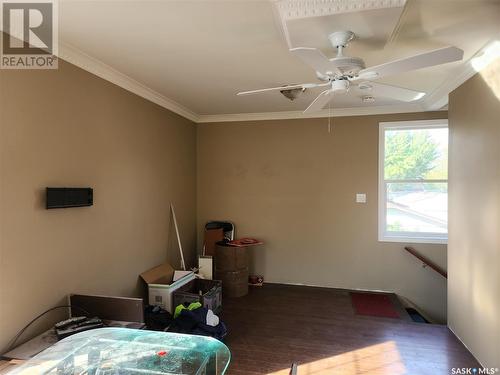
140 263 195 313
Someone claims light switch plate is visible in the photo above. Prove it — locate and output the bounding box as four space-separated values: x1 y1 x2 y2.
356 193 367 203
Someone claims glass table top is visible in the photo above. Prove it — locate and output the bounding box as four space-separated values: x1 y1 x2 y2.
10 327 230 375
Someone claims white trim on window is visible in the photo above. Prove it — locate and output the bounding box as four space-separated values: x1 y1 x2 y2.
378 119 448 244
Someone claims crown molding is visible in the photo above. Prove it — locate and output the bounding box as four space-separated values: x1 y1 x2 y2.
56 39 489 124
198 45 489 123
56 42 435 123
196 103 439 123
423 64 476 111
407 41 499 112
58 42 200 123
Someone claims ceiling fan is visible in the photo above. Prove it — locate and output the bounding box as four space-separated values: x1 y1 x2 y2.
237 31 464 113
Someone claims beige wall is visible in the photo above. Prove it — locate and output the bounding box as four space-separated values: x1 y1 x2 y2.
448 60 500 367
0 61 197 351
197 111 448 322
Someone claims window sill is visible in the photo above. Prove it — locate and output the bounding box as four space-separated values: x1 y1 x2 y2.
379 236 448 245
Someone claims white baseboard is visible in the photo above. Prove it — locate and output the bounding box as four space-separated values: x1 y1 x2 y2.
264 279 394 294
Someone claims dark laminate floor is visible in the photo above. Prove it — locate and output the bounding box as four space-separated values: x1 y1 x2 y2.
221 284 479 375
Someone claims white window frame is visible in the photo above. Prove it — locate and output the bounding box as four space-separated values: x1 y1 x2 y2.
378 119 448 244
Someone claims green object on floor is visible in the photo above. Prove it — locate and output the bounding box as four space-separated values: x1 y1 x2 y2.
174 301 202 318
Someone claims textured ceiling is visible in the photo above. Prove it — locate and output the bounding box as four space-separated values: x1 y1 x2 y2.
59 0 500 116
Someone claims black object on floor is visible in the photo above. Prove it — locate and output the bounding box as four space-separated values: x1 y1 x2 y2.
144 305 173 331
406 307 430 323
169 306 227 341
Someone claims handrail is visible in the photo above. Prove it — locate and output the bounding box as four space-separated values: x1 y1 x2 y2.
404 246 447 279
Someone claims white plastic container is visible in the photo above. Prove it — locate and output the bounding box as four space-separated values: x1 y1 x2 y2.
140 263 195 312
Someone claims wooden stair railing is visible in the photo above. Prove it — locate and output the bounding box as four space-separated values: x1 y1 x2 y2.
404 246 448 279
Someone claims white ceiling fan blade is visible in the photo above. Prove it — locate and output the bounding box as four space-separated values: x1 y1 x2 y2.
357 46 464 80
237 82 328 96
304 89 333 114
358 81 425 102
290 47 340 75
237 84 304 96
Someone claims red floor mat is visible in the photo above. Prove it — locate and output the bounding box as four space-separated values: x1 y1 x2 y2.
350 292 401 319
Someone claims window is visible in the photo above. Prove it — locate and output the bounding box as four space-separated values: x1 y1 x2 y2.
378 120 448 244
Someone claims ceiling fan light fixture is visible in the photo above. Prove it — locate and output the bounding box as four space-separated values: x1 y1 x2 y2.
331 79 350 93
